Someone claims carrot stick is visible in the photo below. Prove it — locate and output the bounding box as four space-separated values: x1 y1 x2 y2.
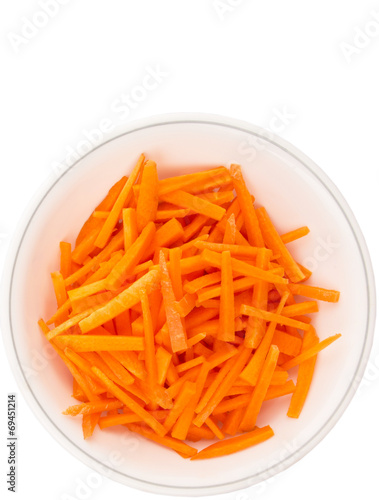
240 304 311 331
287 283 340 303
123 208 138 250
223 213 236 245
201 249 288 285
281 333 341 371
136 160 159 232
287 327 319 418
155 167 230 196
218 251 235 342
98 350 134 385
140 289 158 386
160 190 226 222
59 242 72 280
159 251 188 352
205 417 224 440
183 214 209 242
127 423 198 457
240 345 280 431
79 269 161 333
230 164 264 247
163 380 197 432
256 207 305 282
63 399 123 416
105 221 156 290
191 425 274 460
81 251 123 286
156 347 172 386
197 276 257 303
54 335 144 352
176 356 205 374
145 218 184 258
245 249 270 348
95 154 145 248
156 209 191 220
169 247 183 300
111 351 147 381
183 272 221 295
272 330 302 357
281 301 319 317
194 241 264 259
280 226 310 244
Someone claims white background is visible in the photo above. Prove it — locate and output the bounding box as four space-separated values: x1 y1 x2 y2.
1 1 378 499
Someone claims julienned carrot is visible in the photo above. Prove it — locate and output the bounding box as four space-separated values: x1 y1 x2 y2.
280 333 341 371
240 345 279 431
159 251 188 353
63 399 123 416
244 249 270 349
160 190 226 221
95 154 144 249
54 335 144 352
122 208 137 251
201 249 288 285
218 251 234 342
230 164 264 247
256 207 305 283
191 425 274 460
79 269 161 333
92 367 166 436
40 158 341 458
136 160 159 232
105 221 156 290
287 327 319 418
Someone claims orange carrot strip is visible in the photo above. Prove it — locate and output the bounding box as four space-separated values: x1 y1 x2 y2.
156 209 191 220
176 293 197 317
176 356 205 374
281 301 319 317
111 351 147 381
159 251 188 352
280 226 310 244
140 289 158 386
218 251 235 342
163 381 197 432
65 230 124 287
92 367 166 436
51 272 68 309
160 190 226 221
264 380 296 400
98 351 134 385
272 330 302 357
79 269 161 333
95 154 144 248
155 167 230 196
194 241 264 259
223 213 236 245
46 310 94 340
287 283 340 303
145 218 184 258
201 249 288 285
156 347 172 386
240 304 311 331
287 327 319 418
197 276 257 303
256 207 305 282
183 214 209 242
169 247 183 300
183 271 221 295
205 417 224 440
63 399 123 416
127 423 198 457
245 249 270 348
230 164 264 247
136 160 159 232
281 333 341 371
54 335 144 352
106 221 156 290
123 208 138 251
194 346 252 427
68 279 107 302
81 251 124 286
93 211 110 218
60 242 72 279
191 425 274 460
240 345 280 431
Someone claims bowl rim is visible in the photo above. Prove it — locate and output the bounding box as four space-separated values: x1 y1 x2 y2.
1 112 376 497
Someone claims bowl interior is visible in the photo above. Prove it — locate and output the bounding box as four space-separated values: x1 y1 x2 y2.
5 119 372 495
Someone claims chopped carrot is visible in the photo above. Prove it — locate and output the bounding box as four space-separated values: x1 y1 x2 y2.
122 208 138 250
136 160 159 232
218 251 234 342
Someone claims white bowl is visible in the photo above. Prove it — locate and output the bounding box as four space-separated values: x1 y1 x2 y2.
1 113 376 496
